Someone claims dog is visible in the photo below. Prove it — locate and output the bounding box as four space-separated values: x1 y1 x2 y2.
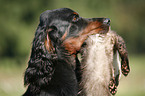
78 30 130 96
23 8 110 96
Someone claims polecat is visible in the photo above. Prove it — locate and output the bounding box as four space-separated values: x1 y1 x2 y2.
78 30 130 96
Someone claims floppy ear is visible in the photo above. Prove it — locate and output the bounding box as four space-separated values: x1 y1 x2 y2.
24 23 55 87
115 35 130 76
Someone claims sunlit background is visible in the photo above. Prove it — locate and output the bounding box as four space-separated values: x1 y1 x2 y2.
0 0 145 96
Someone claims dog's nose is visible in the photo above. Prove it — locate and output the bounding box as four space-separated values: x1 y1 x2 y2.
103 18 110 25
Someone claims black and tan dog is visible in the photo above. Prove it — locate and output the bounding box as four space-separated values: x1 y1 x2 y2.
23 8 110 96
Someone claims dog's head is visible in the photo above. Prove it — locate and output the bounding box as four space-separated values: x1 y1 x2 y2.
35 8 110 55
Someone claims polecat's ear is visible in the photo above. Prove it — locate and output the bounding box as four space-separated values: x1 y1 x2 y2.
115 35 130 76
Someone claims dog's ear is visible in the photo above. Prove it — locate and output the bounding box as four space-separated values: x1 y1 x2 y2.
115 35 130 76
24 23 55 87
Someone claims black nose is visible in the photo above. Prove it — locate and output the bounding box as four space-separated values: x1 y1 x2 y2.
103 18 110 25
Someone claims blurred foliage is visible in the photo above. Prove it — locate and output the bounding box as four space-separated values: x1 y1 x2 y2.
0 0 145 63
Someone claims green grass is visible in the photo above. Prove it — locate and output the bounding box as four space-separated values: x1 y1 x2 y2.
0 58 26 96
0 55 145 96
117 55 145 96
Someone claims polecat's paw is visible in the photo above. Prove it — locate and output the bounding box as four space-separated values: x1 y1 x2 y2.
121 62 130 76
109 78 117 95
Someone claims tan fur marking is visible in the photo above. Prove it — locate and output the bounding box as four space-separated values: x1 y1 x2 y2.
44 33 54 52
61 30 68 40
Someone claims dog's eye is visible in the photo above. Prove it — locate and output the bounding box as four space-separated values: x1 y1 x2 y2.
72 15 79 22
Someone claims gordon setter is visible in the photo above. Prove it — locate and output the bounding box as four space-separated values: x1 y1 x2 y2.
23 8 110 96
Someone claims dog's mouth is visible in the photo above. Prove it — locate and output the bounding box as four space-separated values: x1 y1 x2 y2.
86 18 110 34
80 20 110 48
83 20 110 36
90 26 109 34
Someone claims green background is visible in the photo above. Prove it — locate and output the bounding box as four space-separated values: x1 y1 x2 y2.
0 0 145 95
